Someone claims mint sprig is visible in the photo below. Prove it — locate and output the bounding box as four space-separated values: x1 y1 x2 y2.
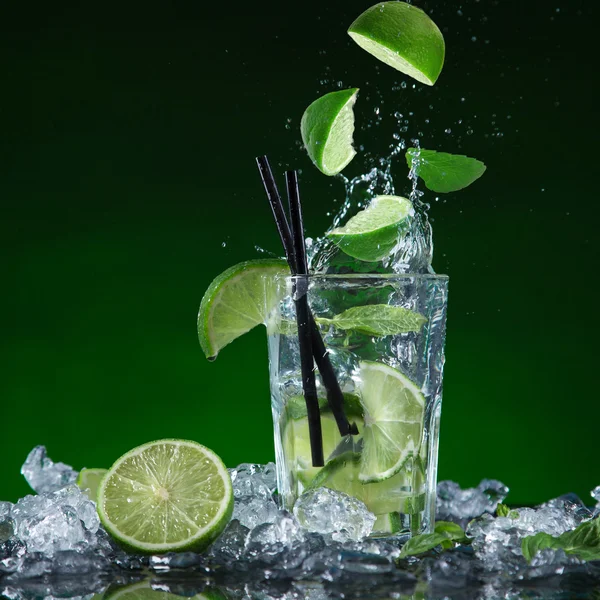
522 518 600 563
406 148 486 193
317 305 427 337
399 521 468 558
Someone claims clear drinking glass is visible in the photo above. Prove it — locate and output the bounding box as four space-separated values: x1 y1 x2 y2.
267 273 448 538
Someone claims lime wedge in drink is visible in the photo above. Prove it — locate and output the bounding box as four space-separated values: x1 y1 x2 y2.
97 439 233 554
301 88 359 176
327 195 414 262
356 361 425 483
198 259 288 360
348 1 445 86
76 468 107 501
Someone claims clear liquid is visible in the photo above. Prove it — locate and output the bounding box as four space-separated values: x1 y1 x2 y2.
268 274 448 538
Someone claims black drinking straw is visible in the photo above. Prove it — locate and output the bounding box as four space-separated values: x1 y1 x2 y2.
255 156 356 438
286 170 324 467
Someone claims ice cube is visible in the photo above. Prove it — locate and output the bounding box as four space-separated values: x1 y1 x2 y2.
21 446 78 494
229 463 277 501
208 519 250 561
466 502 581 573
540 493 592 525
436 479 508 526
0 502 13 543
293 487 376 542
10 485 99 557
244 511 305 561
232 496 281 530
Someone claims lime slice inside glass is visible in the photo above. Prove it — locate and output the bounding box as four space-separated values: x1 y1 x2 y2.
348 1 445 86
198 259 288 360
327 195 414 262
301 88 359 176
97 439 233 554
76 468 108 501
356 361 425 483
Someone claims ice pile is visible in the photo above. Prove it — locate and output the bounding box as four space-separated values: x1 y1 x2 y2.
436 479 509 527
2 447 600 599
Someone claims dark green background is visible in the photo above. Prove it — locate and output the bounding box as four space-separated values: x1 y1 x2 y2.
1 0 596 505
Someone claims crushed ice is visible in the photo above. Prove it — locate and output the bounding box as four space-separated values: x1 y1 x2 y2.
1 446 600 598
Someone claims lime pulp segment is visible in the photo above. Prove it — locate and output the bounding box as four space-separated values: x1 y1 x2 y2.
197 259 288 360
97 439 233 554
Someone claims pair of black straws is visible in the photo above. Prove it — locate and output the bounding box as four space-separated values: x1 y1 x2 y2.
256 156 358 468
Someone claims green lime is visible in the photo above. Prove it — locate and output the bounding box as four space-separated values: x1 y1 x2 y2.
327 195 414 262
374 512 402 536
348 1 445 86
76 468 108 501
357 361 425 483
301 88 359 176
97 439 233 554
198 259 288 360
105 580 228 600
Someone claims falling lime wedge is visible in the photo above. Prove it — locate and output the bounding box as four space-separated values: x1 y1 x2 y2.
76 468 108 501
301 88 359 176
198 259 288 360
348 2 445 86
327 195 414 262
97 439 233 554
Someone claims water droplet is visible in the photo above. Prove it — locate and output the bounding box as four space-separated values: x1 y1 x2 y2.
221 242 227 248
471 36 477 42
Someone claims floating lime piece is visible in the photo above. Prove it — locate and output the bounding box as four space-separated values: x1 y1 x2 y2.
406 148 487 193
348 1 445 85
105 579 228 600
97 439 233 554
327 195 414 262
198 259 288 360
357 361 425 483
301 88 359 176
76 468 108 501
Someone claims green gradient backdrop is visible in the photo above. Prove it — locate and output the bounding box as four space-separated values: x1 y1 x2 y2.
1 0 597 505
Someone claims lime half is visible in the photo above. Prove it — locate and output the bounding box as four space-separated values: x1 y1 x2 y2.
76 468 108 501
327 195 414 262
198 259 288 360
97 439 233 554
301 88 359 176
357 361 425 483
348 2 445 86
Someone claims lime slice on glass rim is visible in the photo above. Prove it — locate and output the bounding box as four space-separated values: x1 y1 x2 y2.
76 468 108 501
97 439 233 554
348 1 445 86
301 88 359 176
197 259 288 360
327 195 414 262
357 361 425 483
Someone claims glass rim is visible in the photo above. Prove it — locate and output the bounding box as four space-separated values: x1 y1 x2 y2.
283 273 449 282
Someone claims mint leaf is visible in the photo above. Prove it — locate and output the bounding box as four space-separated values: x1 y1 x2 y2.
317 305 427 337
496 504 519 519
522 518 600 562
399 532 448 558
434 521 469 543
406 148 486 193
399 522 469 558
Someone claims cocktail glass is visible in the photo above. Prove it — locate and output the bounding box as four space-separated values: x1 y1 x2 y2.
267 273 448 538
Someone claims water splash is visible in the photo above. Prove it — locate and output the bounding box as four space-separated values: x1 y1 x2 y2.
307 133 434 275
